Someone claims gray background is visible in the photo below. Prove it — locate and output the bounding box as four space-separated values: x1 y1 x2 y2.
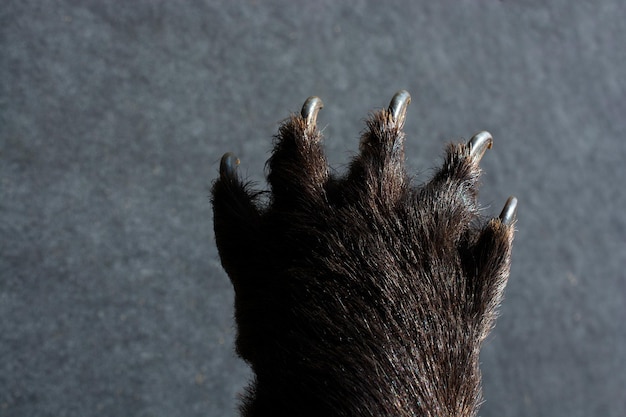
2 1 625 416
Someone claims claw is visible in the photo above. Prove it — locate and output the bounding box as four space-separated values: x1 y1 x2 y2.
388 90 411 127
301 96 324 129
499 196 518 225
468 131 493 163
220 152 239 178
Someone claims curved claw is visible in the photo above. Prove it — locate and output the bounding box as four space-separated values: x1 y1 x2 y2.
499 196 518 225
468 131 493 163
301 96 324 129
388 90 411 127
220 152 239 178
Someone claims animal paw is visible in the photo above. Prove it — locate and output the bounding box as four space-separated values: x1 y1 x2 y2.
212 91 516 417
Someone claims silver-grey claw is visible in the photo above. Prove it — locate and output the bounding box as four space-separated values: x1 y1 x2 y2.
301 96 324 129
220 152 239 178
499 196 518 225
468 131 493 163
388 90 411 127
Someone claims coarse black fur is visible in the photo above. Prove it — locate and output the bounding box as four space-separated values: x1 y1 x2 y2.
211 92 515 417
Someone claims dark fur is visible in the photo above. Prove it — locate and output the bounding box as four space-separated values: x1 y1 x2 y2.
212 99 514 416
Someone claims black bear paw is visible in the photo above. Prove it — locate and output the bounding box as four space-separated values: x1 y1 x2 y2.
212 91 516 417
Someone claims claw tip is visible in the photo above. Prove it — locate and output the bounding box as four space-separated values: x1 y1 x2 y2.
301 96 324 128
220 152 239 177
499 195 518 225
388 90 411 126
469 131 493 162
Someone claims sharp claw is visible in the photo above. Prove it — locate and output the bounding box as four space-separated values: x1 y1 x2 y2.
499 196 518 225
468 131 493 163
388 90 411 127
220 152 239 178
301 96 324 129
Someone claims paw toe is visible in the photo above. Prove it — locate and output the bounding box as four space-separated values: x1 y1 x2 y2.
267 97 330 208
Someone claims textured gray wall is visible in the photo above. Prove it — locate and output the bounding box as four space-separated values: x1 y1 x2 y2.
2 1 625 416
